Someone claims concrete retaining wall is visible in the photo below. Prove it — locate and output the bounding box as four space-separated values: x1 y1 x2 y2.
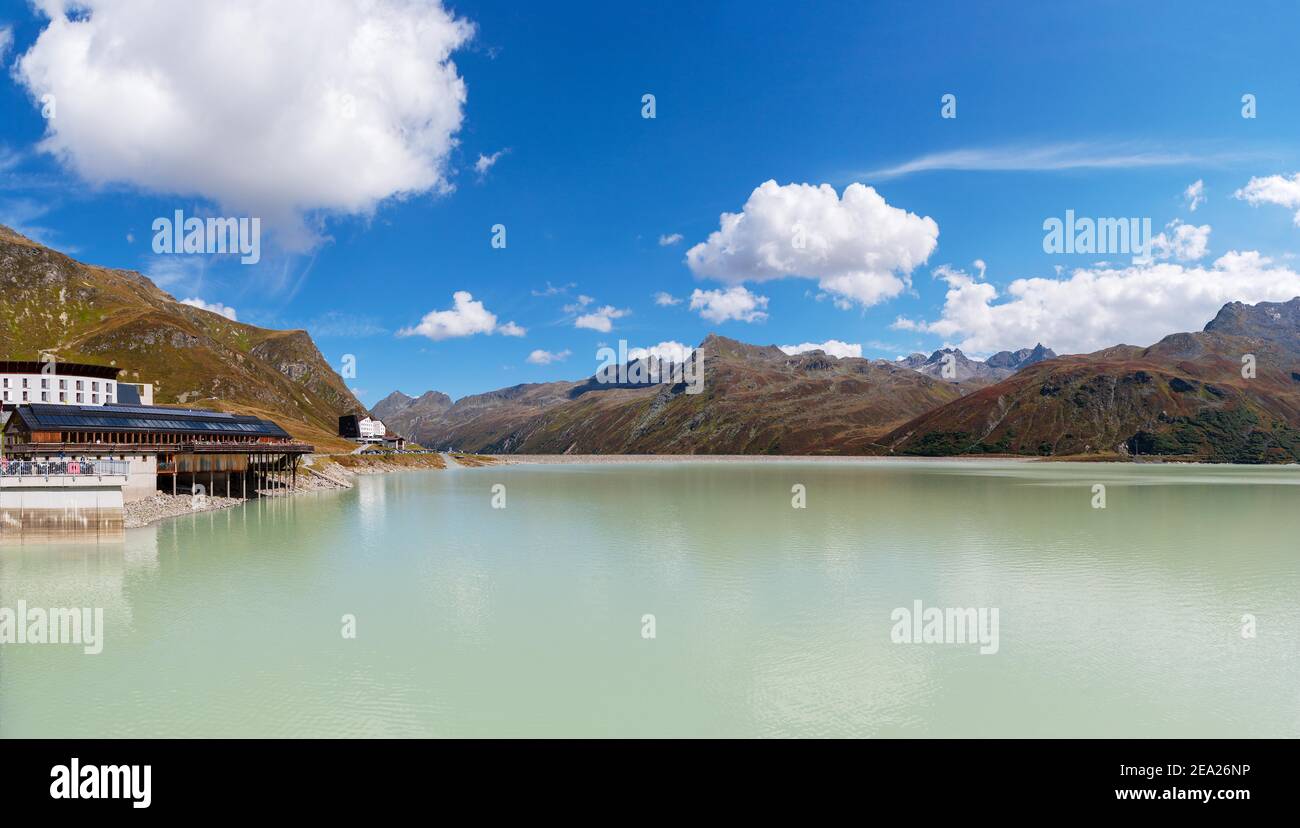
0 483 125 544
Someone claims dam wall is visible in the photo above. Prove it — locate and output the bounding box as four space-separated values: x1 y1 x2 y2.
0 476 126 544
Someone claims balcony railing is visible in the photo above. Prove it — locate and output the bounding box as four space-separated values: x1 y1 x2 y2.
0 458 131 479
4 440 314 454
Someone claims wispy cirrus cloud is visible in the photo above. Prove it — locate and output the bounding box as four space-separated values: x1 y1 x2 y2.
307 311 388 338
0 197 66 249
145 255 207 293
865 142 1250 180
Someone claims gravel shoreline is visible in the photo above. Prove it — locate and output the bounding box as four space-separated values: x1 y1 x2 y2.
124 458 355 529
122 453 464 529
123 493 247 529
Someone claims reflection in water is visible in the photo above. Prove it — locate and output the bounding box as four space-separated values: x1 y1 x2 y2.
1 461 1297 738
0 529 158 633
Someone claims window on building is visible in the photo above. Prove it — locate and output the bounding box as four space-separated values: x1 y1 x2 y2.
92 381 99 392
22 378 29 388
59 379 67 390
22 391 29 401
92 394 99 404
76 380 83 391
41 392 49 402
59 392 67 403
76 393 83 403
41 378 49 389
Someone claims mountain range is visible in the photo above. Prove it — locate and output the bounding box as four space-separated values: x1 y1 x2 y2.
0 225 364 450
382 302 1300 463
885 299 1300 462
375 336 1066 456
897 343 1057 384
376 336 968 453
6 225 1298 463
374 342 1067 454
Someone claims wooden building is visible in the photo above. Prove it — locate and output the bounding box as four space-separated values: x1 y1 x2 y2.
1 403 312 502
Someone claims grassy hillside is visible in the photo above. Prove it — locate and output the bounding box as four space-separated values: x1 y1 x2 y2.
0 225 362 451
885 301 1300 463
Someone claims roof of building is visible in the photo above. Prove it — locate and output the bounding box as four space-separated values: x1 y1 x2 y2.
0 360 122 380
5 403 292 439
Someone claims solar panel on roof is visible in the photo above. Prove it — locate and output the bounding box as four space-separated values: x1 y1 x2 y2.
12 401 291 439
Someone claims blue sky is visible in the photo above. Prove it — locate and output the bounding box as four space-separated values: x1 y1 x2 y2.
3 0 1300 403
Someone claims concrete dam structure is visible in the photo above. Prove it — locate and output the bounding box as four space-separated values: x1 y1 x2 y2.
0 460 128 544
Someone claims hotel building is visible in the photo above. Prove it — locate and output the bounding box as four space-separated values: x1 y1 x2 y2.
1 358 311 504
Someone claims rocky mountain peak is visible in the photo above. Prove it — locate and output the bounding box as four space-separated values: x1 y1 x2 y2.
987 343 1058 370
1204 297 1300 343
371 389 452 425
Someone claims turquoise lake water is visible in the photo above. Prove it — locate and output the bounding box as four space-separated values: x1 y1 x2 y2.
1 460 1297 737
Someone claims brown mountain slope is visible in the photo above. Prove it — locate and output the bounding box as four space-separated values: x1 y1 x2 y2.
371 390 453 442
884 298 1300 463
0 225 363 449
400 335 967 454
397 379 592 452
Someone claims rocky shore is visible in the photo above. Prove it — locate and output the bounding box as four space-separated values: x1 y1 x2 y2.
326 453 448 474
123 493 246 529
122 452 470 529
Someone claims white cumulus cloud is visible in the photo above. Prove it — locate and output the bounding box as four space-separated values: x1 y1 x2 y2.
574 305 628 333
526 348 570 365
686 180 938 307
398 291 524 341
1150 220 1211 262
653 291 681 306
0 26 13 63
893 253 1300 355
1234 173 1300 225
779 340 862 359
689 286 769 323
180 297 237 321
628 341 693 362
15 0 474 249
658 233 683 246
1184 179 1205 212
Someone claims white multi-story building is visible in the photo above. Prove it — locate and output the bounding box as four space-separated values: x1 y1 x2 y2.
0 360 123 407
357 416 387 443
